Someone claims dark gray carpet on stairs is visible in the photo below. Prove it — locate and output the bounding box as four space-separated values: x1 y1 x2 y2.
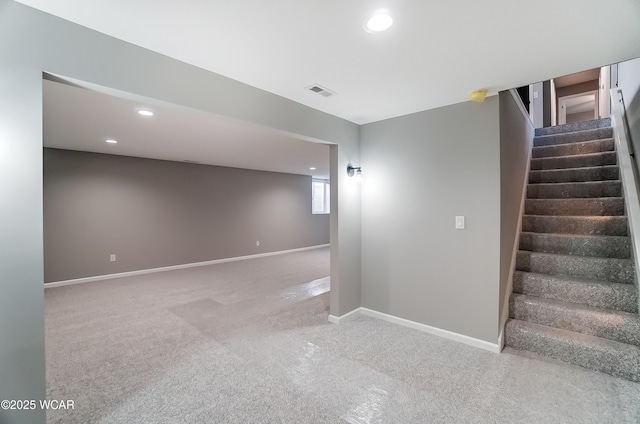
506 118 640 382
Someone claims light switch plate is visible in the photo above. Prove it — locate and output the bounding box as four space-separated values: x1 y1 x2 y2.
455 216 465 230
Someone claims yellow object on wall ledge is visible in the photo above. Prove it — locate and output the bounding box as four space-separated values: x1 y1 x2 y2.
468 90 487 103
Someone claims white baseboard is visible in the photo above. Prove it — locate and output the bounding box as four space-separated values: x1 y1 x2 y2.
45 244 330 288
328 306 362 324
329 307 501 353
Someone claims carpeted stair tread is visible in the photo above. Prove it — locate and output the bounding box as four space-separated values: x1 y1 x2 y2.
524 197 624 216
522 215 628 236
533 127 613 147
504 319 640 382
530 151 617 170
507 120 640 383
519 232 630 258
527 180 621 199
529 165 619 184
535 118 611 137
532 138 614 159
513 270 638 313
510 294 640 346
516 250 635 285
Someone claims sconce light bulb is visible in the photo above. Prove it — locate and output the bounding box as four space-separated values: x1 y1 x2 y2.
354 169 364 183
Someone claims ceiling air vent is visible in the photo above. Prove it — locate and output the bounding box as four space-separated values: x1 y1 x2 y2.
306 84 336 98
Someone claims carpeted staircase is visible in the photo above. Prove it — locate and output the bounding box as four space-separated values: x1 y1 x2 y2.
504 118 640 382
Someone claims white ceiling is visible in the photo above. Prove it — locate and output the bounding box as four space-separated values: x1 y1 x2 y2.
24 0 640 179
17 0 640 125
43 78 330 179
554 69 601 89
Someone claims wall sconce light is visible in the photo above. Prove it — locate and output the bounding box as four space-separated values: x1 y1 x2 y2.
347 164 363 183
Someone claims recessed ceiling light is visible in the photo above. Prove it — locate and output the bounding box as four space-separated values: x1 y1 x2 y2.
366 10 394 32
105 139 118 144
137 109 154 116
310 167 317 170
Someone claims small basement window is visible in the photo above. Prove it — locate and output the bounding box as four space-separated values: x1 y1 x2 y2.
312 179 330 214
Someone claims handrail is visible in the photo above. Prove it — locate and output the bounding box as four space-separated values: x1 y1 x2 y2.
610 88 640 300
612 89 634 155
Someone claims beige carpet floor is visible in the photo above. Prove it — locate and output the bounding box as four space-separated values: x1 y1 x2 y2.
45 247 640 423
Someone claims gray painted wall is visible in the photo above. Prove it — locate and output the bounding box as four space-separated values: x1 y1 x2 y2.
329 144 362 318
0 39 47 424
618 57 640 167
0 2 359 422
43 148 329 282
360 97 501 343
567 110 596 123
499 91 534 332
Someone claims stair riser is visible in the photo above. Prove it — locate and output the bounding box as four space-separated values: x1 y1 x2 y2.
522 216 628 236
524 198 624 216
529 166 619 183
527 181 621 199
511 121 640 384
505 320 640 382
513 271 638 313
510 295 640 347
516 251 635 284
530 152 616 170
519 233 630 259
534 128 614 147
535 119 611 136
532 139 614 159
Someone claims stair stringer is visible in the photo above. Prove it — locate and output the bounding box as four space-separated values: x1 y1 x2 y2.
498 88 534 350
611 89 640 312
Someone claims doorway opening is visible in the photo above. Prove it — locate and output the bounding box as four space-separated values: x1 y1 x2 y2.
552 67 610 126
558 90 598 124
42 73 335 421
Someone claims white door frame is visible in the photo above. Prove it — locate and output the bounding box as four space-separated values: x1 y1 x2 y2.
558 90 598 125
550 79 557 126
599 66 611 118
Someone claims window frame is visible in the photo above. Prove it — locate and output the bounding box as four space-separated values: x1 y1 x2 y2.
312 178 330 215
